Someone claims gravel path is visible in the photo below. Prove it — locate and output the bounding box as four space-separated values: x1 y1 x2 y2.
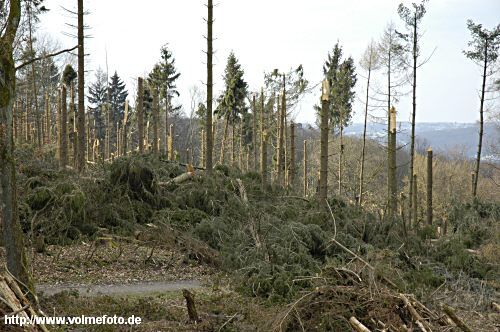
38 280 202 297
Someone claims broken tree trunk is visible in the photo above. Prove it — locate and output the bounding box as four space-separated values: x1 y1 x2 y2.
137 77 145 154
0 272 48 332
349 317 371 332
182 289 200 323
442 304 472 332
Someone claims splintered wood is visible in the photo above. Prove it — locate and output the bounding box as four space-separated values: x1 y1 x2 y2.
0 272 48 331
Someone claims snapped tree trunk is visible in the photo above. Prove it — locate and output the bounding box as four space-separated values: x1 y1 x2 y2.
137 77 144 153
319 80 330 204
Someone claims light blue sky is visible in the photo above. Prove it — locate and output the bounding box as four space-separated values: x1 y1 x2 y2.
38 0 500 124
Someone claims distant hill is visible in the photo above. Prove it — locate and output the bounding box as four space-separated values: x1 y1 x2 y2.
343 122 499 161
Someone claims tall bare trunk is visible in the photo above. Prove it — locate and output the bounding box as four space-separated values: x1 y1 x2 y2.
153 90 159 155
359 66 371 205
45 92 51 144
260 88 267 186
408 15 418 226
252 95 258 171
473 48 488 198
205 0 214 172
76 0 86 171
277 87 285 185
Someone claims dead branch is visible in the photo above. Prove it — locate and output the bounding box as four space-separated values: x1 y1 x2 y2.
16 45 78 70
442 304 472 332
349 316 372 332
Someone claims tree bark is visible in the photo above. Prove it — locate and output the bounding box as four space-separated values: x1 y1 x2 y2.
338 118 344 196
205 0 214 172
60 85 68 168
319 81 330 204
303 139 308 197
220 115 229 164
0 0 34 292
412 173 418 227
153 90 159 155
122 100 128 155
408 13 418 226
473 45 488 198
277 87 285 186
252 94 258 171
359 66 371 206
389 106 397 219
289 121 295 188
137 77 144 153
260 88 267 186
76 0 86 171
426 148 433 225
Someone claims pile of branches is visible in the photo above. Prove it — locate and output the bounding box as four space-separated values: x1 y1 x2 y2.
271 239 479 332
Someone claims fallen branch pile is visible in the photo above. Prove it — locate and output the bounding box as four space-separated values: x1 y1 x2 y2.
272 269 477 332
0 271 48 332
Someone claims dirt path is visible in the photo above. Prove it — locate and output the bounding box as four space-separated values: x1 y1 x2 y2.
38 280 202 297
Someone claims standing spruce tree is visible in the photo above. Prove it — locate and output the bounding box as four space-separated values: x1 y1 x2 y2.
463 20 500 198
148 45 181 155
397 0 428 225
88 68 107 140
0 0 34 291
108 71 128 124
320 43 357 196
216 52 248 165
